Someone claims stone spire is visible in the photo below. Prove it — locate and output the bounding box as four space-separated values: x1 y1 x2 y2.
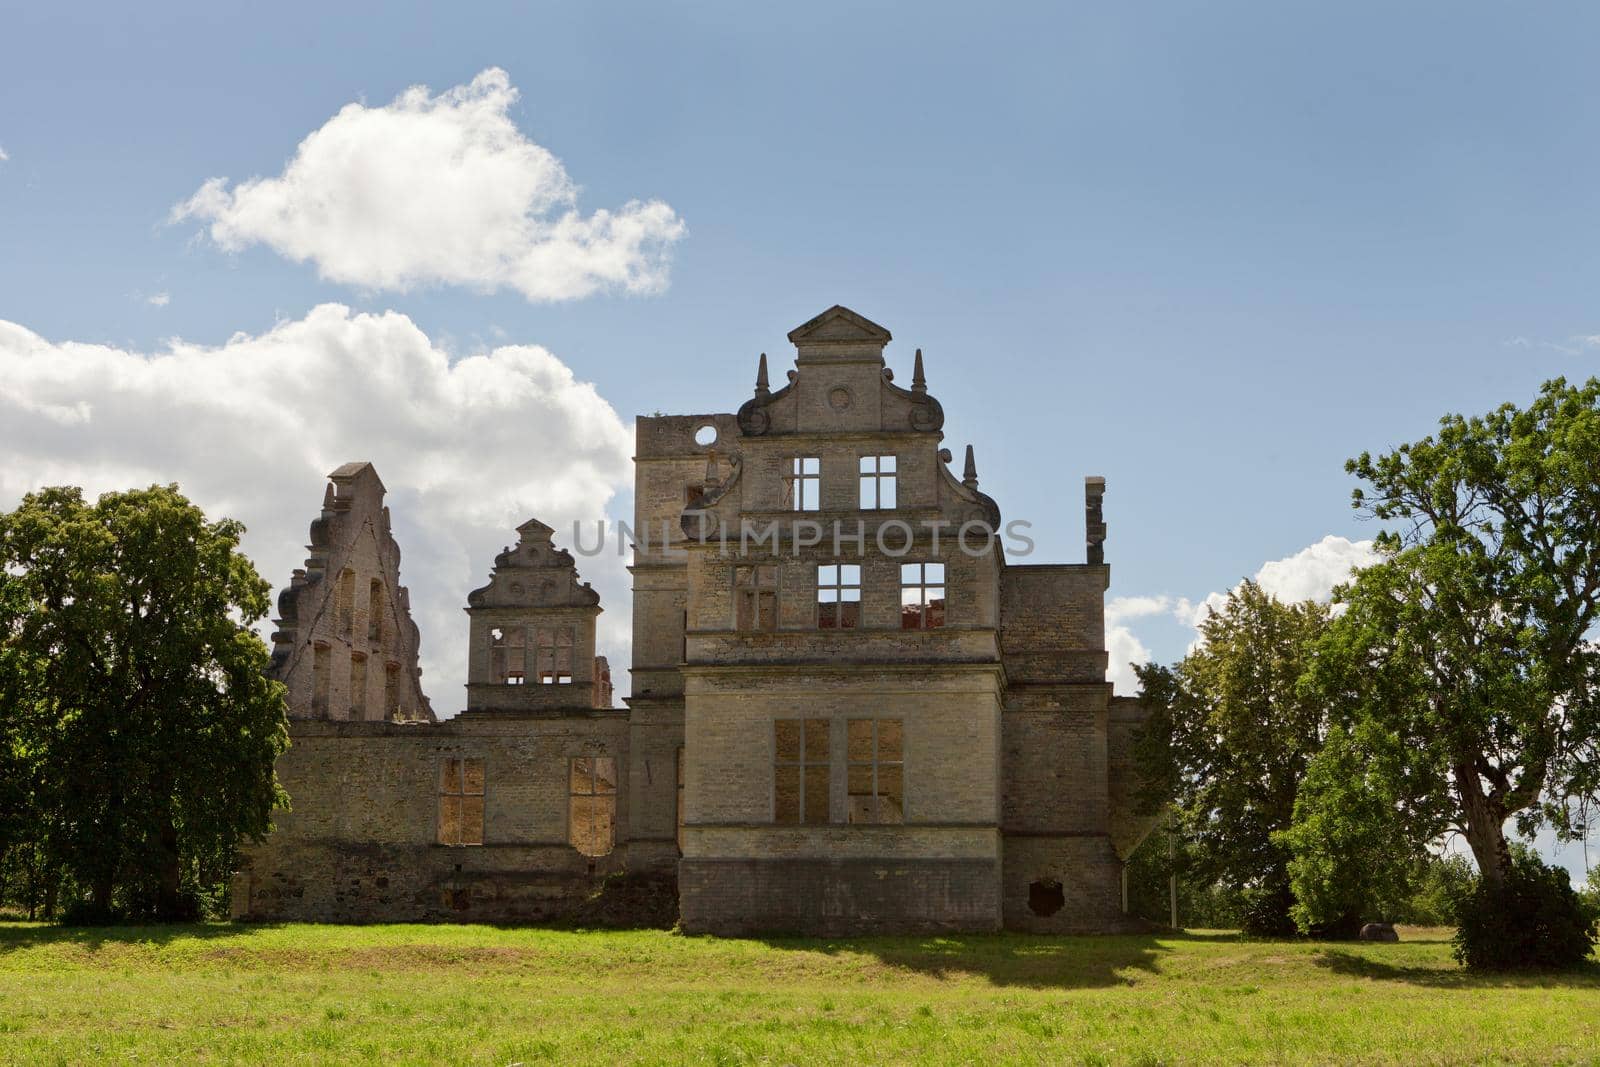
754 352 770 398
912 348 927 393
962 444 979 489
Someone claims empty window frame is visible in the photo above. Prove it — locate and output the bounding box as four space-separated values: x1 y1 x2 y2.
735 565 779 631
537 627 574 684
847 718 905 824
784 456 821 512
569 756 617 857
900 562 947 630
774 718 831 825
490 626 527 684
859 454 897 509
816 564 862 629
438 757 485 846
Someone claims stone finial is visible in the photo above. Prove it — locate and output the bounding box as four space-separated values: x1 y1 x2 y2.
754 352 769 398
1086 476 1107 565
912 348 927 393
962 444 979 489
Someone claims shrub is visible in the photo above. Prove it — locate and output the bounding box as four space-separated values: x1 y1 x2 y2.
1452 856 1598 971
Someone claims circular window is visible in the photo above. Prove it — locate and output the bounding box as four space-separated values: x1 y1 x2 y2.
693 424 718 447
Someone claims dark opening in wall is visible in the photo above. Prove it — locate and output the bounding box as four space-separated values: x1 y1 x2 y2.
1028 878 1065 917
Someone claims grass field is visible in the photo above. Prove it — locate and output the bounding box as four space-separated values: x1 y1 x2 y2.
2 922 1597 1065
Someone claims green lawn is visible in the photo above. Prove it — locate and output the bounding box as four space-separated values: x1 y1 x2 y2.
1 922 1596 1065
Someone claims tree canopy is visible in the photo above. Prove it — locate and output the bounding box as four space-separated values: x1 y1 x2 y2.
1328 376 1600 892
0 484 289 921
1133 580 1334 934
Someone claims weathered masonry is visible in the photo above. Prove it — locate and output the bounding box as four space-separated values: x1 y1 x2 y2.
234 306 1161 934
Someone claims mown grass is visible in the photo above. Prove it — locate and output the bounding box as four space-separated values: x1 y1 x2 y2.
1 922 1597 1064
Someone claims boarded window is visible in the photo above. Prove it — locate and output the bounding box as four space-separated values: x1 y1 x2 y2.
676 745 686 856
859 454 897 510
438 757 485 846
900 562 947 630
783 456 820 511
847 718 905 824
569 756 617 857
537 627 574 684
312 642 330 716
774 718 831 825
735 565 778 631
368 579 385 645
816 563 861 629
350 652 367 721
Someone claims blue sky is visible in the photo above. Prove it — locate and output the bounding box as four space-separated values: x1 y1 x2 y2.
3 2 1599 872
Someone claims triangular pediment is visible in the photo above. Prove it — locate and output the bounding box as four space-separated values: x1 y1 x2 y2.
786 305 893 346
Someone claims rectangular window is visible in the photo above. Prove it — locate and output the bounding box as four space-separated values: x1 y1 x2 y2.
735 565 778 631
858 455 897 510
368 579 385 644
312 642 330 716
384 663 400 719
349 652 367 721
774 718 831 825
537 627 574 684
784 456 820 512
848 719 905 824
816 564 861 629
491 627 526 684
336 568 355 637
569 756 617 857
438 757 485 846
900 562 947 630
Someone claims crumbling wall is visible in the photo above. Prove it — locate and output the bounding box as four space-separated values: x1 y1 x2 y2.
269 463 433 723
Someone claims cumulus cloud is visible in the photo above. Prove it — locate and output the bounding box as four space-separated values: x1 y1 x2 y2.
0 145 9 162
0 305 634 714
146 292 170 307
171 68 686 302
1106 535 1382 693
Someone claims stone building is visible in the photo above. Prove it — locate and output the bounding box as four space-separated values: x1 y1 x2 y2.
233 306 1161 934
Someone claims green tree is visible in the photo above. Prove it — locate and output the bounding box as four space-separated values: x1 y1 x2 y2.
0 485 289 921
1133 581 1332 935
1279 724 1422 935
1332 378 1600 895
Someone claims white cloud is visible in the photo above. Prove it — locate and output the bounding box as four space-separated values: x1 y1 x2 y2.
0 305 634 714
0 145 9 162
146 292 170 307
1107 535 1382 693
171 68 686 303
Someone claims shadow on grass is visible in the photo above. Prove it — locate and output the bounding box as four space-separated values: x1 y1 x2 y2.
1311 948 1600 989
750 930 1177 989
0 921 286 955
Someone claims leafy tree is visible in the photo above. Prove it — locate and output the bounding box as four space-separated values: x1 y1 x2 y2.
1331 378 1600 898
1279 724 1423 935
1133 581 1333 935
0 485 289 921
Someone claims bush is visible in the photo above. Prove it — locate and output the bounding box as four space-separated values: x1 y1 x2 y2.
1452 856 1598 971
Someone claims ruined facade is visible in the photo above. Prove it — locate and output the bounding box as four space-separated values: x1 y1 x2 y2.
234 306 1161 933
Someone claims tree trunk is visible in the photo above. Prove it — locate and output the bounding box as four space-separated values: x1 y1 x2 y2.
1457 760 1509 891
156 814 183 921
